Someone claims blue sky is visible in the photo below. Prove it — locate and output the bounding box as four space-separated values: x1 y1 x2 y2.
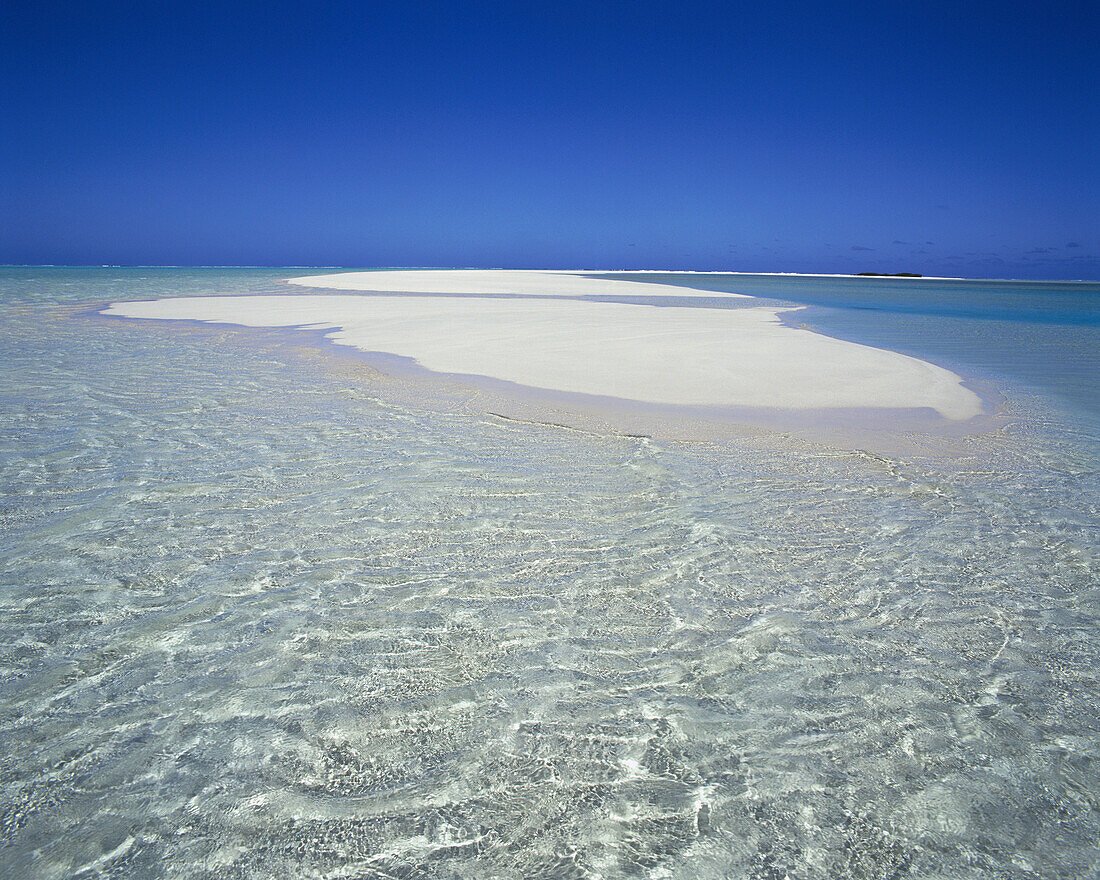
2 1 1097 278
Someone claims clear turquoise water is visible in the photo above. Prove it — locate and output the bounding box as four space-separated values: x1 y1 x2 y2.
1 268 1098 879
604 273 1100 425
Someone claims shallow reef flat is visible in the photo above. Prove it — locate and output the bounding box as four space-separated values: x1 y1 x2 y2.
1 267 1097 878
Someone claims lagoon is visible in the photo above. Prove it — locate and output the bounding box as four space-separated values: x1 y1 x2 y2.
1 267 1098 878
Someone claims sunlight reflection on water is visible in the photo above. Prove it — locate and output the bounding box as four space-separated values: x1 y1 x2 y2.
1 270 1098 879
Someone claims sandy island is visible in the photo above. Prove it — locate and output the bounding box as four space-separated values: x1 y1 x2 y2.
104 269 982 421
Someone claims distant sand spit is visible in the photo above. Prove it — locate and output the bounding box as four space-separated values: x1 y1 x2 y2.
285 269 753 298
286 269 965 291
105 271 982 420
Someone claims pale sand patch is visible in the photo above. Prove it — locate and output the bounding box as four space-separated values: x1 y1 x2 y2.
104 289 982 420
285 269 752 298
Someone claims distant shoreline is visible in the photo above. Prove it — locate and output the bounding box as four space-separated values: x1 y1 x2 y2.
8 265 1100 281
585 269 965 280
6 265 1100 283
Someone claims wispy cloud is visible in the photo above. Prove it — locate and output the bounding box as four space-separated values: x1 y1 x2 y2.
851 245 874 251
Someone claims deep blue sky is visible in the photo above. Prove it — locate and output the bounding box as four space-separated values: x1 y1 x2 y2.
2 1 1097 278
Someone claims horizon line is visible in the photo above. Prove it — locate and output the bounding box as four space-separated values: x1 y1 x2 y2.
3 265 1099 284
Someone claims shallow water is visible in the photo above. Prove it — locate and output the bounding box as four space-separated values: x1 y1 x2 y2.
1 269 1099 878
604 273 1100 425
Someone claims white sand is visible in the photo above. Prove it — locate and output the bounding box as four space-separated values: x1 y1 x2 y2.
286 269 967 293
285 269 752 298
105 271 982 420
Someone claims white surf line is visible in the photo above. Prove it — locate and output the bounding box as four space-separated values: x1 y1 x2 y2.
104 271 983 420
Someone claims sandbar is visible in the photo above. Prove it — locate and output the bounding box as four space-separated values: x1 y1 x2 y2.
285 269 752 298
286 269 967 291
105 271 982 420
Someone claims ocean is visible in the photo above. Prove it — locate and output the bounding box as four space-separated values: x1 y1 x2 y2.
1 267 1098 879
